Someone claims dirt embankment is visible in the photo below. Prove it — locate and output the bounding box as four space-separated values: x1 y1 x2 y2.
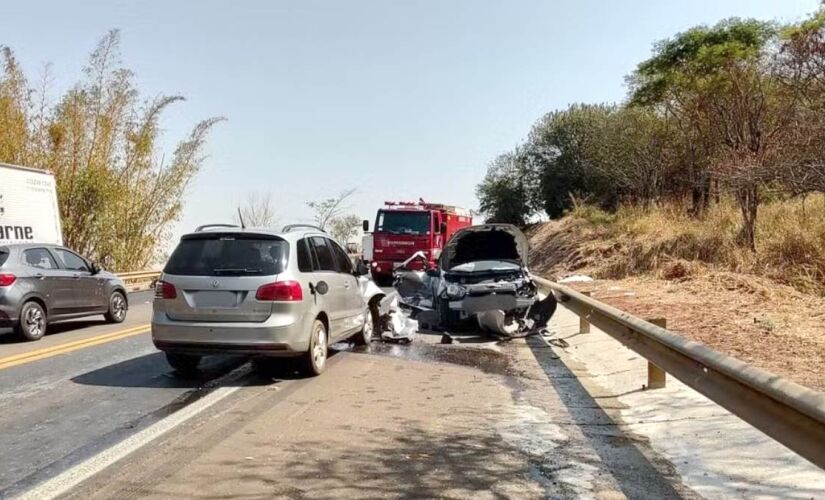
527 209 825 392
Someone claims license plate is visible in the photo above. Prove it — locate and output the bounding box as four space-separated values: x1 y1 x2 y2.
190 291 238 307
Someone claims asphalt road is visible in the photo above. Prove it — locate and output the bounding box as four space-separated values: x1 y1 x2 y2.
0 292 250 497
0 290 698 499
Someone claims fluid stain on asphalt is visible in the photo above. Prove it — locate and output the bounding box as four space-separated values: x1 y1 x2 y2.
334 341 512 376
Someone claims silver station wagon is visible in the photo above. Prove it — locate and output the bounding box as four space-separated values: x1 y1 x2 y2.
152 224 381 376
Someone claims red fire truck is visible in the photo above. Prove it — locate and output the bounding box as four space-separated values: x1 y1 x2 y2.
362 200 473 283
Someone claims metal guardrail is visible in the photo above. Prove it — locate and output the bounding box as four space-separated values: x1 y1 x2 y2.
532 276 825 470
117 271 161 292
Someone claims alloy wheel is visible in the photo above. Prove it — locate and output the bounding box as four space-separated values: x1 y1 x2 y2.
25 307 44 337
313 326 327 369
363 311 374 342
112 294 126 320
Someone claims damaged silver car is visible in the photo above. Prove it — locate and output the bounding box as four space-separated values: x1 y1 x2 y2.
394 224 556 337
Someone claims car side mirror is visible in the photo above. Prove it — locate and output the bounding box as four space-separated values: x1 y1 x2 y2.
354 260 370 276
440 221 447 234
362 220 369 232
90 262 101 275
425 267 440 278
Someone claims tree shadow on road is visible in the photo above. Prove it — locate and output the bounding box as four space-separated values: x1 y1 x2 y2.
114 419 551 499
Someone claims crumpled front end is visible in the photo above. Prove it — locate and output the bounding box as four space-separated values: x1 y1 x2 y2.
394 224 557 337
438 269 556 337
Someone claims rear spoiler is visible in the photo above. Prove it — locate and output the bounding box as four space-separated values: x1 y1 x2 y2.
194 224 240 232
282 224 326 233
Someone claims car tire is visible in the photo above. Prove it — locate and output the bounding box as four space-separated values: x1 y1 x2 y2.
300 319 328 376
165 352 201 376
104 291 127 323
352 307 375 346
15 301 47 341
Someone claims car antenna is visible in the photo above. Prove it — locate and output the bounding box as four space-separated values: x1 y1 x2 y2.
237 207 246 229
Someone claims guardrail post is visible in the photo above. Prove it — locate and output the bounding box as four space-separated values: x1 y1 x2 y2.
579 291 591 334
646 317 667 389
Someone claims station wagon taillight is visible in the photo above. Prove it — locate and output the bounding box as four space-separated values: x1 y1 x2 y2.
256 281 303 301
0 274 15 287
155 280 177 299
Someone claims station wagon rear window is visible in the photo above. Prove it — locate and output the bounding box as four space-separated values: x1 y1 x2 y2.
164 235 288 276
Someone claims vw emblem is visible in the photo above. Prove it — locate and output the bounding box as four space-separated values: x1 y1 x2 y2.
210 279 221 288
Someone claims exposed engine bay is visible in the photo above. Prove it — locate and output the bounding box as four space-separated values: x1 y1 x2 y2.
393 224 556 337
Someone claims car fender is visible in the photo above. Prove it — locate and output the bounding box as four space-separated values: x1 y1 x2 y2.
17 290 49 317
358 275 385 304
111 284 129 306
300 301 325 350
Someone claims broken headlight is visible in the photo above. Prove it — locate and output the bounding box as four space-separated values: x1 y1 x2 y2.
445 283 467 299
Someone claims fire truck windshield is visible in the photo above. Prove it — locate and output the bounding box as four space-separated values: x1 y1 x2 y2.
376 211 430 235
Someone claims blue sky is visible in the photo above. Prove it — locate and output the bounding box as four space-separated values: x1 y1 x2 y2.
2 0 819 241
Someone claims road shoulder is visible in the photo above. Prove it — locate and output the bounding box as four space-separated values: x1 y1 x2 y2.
547 303 825 498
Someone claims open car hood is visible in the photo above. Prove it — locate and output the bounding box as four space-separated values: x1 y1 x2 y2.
440 224 529 270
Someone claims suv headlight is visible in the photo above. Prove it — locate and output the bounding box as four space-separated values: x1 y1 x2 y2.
445 283 467 299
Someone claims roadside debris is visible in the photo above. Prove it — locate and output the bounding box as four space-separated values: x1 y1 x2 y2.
381 297 418 343
559 275 594 284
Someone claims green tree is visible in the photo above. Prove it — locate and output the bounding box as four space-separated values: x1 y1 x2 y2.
328 214 362 244
0 31 223 270
306 188 357 230
777 6 825 196
0 47 29 164
528 104 620 218
307 188 362 243
629 19 792 249
476 151 536 224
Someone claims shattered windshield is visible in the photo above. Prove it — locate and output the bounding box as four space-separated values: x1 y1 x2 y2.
376 211 430 235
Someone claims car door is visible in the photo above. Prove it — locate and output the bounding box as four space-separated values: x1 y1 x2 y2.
21 247 69 314
329 239 364 334
307 237 347 338
51 248 104 312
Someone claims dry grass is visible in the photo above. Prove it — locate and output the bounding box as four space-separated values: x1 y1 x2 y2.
528 194 825 296
528 196 825 390
566 276 825 391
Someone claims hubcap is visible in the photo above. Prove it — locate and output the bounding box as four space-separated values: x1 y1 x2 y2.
313 327 327 368
112 294 126 319
25 307 44 336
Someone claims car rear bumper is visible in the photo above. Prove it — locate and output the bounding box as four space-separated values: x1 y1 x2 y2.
0 303 17 327
151 310 310 356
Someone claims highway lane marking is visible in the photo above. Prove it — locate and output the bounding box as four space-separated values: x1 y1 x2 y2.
16 365 250 500
0 324 150 371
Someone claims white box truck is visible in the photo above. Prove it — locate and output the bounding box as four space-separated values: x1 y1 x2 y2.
0 163 63 245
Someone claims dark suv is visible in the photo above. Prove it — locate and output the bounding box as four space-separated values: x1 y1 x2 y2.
0 244 128 341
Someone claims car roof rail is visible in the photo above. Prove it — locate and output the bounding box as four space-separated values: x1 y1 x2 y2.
282 224 326 233
194 223 241 232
